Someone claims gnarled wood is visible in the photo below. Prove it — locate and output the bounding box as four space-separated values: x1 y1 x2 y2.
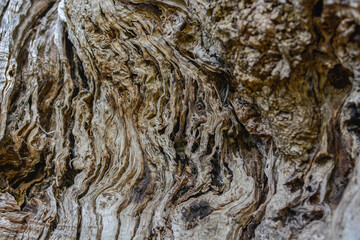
0 0 360 239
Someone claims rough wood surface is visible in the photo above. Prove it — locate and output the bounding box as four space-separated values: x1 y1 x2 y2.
0 0 360 239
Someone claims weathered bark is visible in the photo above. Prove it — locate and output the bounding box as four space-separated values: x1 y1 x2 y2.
0 0 360 239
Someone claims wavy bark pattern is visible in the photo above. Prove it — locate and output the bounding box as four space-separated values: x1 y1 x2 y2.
0 0 360 239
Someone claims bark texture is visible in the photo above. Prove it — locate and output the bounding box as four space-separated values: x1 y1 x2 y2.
0 0 360 239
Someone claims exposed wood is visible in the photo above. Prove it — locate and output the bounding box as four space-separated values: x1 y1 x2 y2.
0 0 360 239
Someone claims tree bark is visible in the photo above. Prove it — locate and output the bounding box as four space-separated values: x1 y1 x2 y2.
0 0 360 239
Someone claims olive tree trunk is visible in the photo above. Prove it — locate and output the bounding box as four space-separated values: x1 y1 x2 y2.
0 0 360 239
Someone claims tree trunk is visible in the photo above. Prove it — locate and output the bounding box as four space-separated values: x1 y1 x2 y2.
0 0 360 239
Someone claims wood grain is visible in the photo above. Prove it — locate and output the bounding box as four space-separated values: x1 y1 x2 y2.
0 0 360 239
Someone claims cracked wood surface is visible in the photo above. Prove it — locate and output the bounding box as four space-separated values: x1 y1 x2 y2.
0 0 360 239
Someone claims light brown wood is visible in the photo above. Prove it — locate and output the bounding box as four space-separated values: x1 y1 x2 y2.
0 0 360 239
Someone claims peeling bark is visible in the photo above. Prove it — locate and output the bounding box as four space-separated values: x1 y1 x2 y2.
0 0 360 239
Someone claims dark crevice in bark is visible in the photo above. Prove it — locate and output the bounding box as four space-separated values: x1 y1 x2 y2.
133 164 152 203
313 0 323 17
327 64 352 89
182 200 213 229
62 120 77 188
345 102 360 136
